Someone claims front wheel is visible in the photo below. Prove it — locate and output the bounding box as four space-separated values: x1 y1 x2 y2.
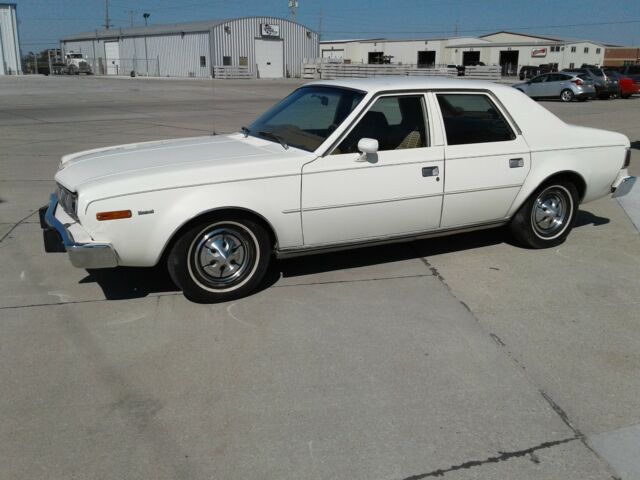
167 216 271 303
510 182 579 249
560 89 574 102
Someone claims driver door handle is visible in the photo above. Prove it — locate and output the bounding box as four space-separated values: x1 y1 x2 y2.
422 166 439 177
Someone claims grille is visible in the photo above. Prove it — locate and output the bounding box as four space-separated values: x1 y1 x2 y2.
56 184 78 220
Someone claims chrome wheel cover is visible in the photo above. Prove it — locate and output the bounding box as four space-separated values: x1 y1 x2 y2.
531 186 572 239
190 226 253 288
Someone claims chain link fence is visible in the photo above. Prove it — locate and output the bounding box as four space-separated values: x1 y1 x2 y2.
82 58 160 77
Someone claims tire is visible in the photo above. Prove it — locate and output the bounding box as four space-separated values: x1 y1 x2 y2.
622 93 631 99
167 215 271 303
560 89 574 102
510 181 579 249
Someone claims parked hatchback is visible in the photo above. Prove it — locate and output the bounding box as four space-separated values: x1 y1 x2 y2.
513 72 596 102
564 67 613 99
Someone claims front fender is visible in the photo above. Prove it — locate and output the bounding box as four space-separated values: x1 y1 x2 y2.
84 175 301 267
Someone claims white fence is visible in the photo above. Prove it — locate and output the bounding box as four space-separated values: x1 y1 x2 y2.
302 62 501 82
213 66 255 79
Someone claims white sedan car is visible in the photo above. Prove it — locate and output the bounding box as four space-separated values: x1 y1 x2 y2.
41 78 636 302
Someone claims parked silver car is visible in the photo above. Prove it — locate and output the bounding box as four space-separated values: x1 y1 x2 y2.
513 72 596 102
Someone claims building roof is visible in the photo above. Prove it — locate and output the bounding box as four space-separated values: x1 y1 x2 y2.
320 38 385 44
61 16 316 42
320 36 483 45
480 31 563 42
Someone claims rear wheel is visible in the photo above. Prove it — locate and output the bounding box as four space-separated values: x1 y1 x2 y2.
560 89 574 102
510 181 579 249
167 215 271 303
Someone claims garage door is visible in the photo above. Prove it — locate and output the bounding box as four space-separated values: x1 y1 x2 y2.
255 39 283 78
104 41 120 75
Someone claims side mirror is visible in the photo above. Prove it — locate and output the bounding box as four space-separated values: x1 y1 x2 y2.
357 138 378 154
356 138 379 163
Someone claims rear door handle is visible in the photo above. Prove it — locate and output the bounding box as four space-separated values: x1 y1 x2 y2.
422 166 439 177
509 158 524 168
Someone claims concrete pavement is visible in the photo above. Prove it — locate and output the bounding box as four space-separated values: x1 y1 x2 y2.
1 75 638 479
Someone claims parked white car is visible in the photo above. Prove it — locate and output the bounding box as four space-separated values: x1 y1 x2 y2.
41 78 636 302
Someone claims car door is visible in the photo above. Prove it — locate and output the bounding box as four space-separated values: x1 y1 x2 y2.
433 92 531 228
540 74 562 97
551 73 575 96
527 74 548 98
301 93 445 246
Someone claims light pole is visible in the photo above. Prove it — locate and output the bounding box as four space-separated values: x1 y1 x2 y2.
143 13 150 75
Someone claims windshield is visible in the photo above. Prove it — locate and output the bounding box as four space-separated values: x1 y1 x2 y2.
248 86 365 152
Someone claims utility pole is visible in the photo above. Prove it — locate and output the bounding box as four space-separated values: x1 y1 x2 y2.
143 13 151 75
104 0 111 29
318 8 323 42
128 10 134 27
288 0 298 23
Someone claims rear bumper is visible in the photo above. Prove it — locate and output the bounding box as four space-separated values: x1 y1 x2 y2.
611 174 637 198
40 193 118 269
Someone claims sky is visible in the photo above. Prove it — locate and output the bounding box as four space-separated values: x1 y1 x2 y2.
12 0 640 53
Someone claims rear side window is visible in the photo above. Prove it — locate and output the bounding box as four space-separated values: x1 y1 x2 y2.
436 94 516 146
577 74 590 81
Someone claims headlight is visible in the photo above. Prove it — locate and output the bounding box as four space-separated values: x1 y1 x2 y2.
56 184 78 220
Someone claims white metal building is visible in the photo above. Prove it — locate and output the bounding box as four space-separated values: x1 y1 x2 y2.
0 3 22 75
321 31 610 75
60 17 318 79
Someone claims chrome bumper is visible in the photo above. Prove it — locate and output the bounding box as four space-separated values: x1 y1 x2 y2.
41 193 118 269
612 175 636 198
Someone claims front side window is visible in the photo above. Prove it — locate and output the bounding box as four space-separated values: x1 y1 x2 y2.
248 86 365 152
436 94 516 146
334 95 427 154
531 74 547 83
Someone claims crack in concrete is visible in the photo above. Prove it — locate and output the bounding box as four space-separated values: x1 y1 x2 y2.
273 273 436 289
0 210 38 244
413 248 620 478
401 437 577 479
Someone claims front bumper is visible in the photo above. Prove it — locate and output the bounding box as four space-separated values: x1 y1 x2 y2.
611 175 637 198
40 193 118 269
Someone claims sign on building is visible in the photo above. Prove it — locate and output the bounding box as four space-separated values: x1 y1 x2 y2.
531 48 547 58
261 24 280 38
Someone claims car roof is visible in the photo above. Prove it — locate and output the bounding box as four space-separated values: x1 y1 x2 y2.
305 77 509 94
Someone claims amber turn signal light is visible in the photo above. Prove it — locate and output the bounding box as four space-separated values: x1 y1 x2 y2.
96 210 132 221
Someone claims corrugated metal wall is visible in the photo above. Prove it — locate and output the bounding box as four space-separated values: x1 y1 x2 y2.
0 4 22 75
61 17 319 78
120 32 210 77
211 17 318 78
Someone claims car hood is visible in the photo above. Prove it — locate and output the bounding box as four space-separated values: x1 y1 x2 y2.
55 134 314 205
